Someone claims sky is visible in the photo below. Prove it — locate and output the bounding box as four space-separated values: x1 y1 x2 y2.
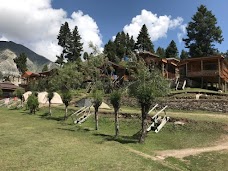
0 0 227 62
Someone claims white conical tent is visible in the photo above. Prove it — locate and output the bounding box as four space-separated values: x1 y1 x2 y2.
23 91 32 101
51 92 63 104
38 92 63 104
91 102 111 109
38 92 48 104
23 91 63 104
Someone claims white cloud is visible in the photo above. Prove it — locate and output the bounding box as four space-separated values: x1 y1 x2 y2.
123 9 184 42
0 35 9 41
177 24 187 43
0 0 103 61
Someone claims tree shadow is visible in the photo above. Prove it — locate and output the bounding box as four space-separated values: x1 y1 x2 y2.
93 133 139 144
39 112 65 121
57 126 93 132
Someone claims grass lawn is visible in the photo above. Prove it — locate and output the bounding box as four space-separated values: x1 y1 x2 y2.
0 106 227 171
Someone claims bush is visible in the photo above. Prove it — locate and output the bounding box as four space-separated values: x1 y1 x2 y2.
27 93 39 114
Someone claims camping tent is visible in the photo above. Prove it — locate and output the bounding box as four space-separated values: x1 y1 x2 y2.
76 98 111 109
38 92 63 104
23 91 32 101
23 91 63 104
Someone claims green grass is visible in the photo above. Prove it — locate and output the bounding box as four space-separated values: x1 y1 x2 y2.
184 151 228 171
0 106 227 171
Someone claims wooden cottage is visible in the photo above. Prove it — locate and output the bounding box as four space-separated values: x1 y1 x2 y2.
139 51 179 79
178 55 228 92
0 82 22 98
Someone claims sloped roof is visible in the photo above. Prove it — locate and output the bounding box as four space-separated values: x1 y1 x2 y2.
0 82 20 90
21 71 39 78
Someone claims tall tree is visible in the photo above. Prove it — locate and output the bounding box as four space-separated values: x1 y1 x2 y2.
110 90 122 137
180 50 189 60
135 24 154 53
128 60 169 143
156 47 166 58
13 88 25 107
14 53 27 74
92 88 103 130
165 40 179 58
104 40 118 63
55 54 65 67
56 22 71 64
115 31 126 60
42 64 48 72
83 52 89 61
183 5 223 57
67 26 83 62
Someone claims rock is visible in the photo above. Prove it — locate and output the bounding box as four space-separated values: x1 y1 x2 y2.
174 121 185 125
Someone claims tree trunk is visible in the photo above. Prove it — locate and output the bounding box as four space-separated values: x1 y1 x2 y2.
65 105 68 120
49 102 52 116
95 108 98 130
114 108 119 138
139 103 150 143
21 97 23 107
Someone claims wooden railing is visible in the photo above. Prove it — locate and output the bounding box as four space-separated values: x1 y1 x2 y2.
220 68 228 81
187 70 219 77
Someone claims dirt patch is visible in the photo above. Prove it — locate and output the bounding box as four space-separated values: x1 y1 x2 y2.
127 147 183 171
155 134 228 159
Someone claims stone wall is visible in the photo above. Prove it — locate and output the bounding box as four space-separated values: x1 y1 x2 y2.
158 99 228 113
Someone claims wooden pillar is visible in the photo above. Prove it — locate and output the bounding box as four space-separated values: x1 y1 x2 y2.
225 81 227 92
218 77 221 90
201 59 203 72
161 63 165 77
186 63 188 77
201 77 204 88
201 59 204 88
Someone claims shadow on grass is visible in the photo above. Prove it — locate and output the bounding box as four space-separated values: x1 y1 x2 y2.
93 133 139 144
40 112 65 121
57 126 93 132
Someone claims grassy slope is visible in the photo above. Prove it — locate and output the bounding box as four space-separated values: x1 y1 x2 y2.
0 108 172 171
0 107 227 171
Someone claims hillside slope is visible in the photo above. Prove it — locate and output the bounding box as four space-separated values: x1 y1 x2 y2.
0 41 56 75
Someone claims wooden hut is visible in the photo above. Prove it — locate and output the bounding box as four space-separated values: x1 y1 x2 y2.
178 55 228 91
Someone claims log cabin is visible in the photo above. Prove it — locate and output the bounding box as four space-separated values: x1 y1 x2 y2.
178 55 228 92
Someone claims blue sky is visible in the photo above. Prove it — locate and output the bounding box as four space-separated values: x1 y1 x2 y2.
0 0 227 61
52 0 228 53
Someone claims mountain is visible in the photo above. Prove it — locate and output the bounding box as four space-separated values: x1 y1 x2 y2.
0 41 56 76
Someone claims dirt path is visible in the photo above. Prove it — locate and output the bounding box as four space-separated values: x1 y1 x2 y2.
155 135 228 159
127 147 183 171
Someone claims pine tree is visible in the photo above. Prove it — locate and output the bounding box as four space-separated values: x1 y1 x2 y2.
135 24 154 53
183 5 223 57
56 22 71 64
14 53 27 74
104 40 118 63
67 26 83 62
180 50 189 59
83 52 89 61
114 32 126 60
156 47 166 58
42 64 48 72
165 40 179 58
126 34 135 56
55 54 65 67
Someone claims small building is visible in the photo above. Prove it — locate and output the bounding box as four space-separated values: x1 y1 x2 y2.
0 82 21 98
139 51 179 79
20 69 57 91
178 55 228 92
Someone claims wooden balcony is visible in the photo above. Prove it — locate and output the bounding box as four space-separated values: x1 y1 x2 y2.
187 70 219 77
